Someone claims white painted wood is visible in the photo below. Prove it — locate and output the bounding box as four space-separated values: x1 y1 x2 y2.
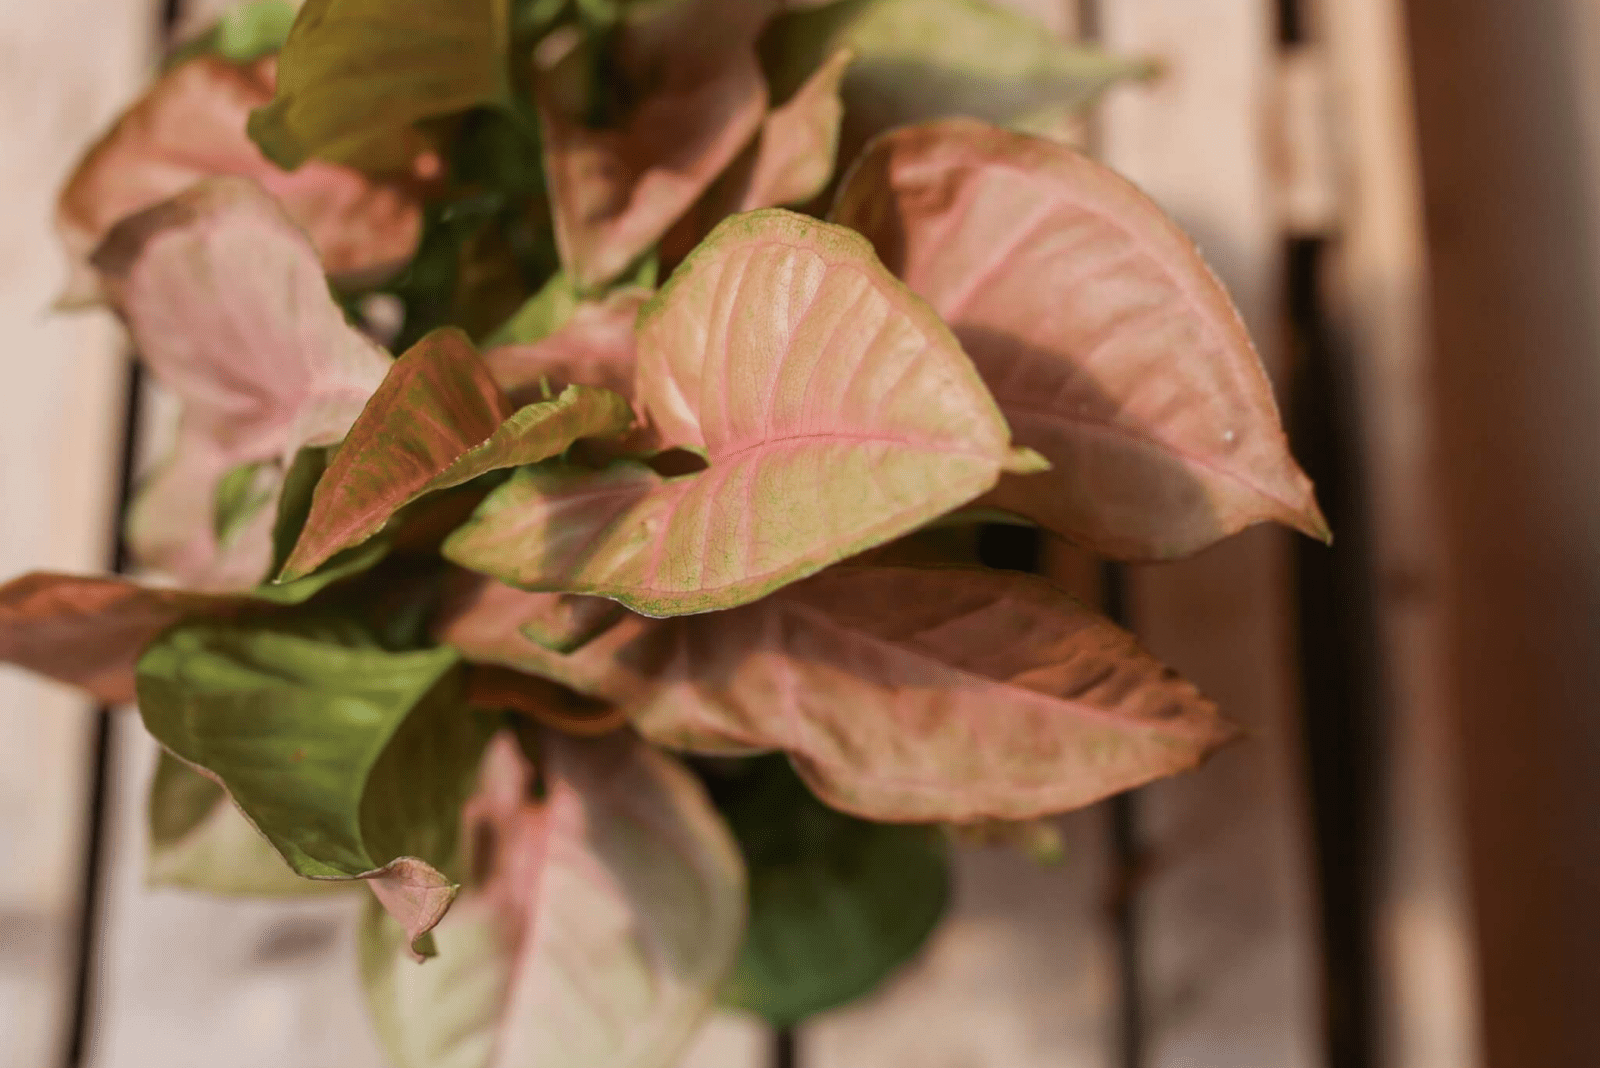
1098 3 1325 1067
802 814 1117 1068
1311 2 1481 1066
0 0 158 1064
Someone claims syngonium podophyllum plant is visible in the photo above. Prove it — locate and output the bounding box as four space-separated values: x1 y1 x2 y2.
1 0 1329 1060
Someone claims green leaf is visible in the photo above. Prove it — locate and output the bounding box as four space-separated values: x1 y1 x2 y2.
712 757 948 1025
136 623 490 950
279 328 633 580
358 731 746 1068
212 460 280 546
147 749 355 896
482 272 581 350
249 0 514 170
167 0 300 68
444 210 1042 616
762 0 1148 150
832 119 1329 558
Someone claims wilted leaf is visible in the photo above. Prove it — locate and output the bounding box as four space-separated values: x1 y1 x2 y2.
359 730 745 1068
94 178 392 588
136 623 490 949
535 2 774 289
713 756 948 1025
148 749 353 896
0 556 382 704
279 328 632 580
446 211 1042 615
57 55 421 306
623 566 1234 821
762 0 1147 158
834 120 1328 558
249 0 512 171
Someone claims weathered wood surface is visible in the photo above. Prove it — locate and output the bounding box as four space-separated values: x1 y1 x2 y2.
1309 2 1481 1066
1098 3 1326 1066
0 1 154 1065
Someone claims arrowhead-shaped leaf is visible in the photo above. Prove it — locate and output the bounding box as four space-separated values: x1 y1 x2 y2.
359 730 745 1068
279 328 632 581
136 623 491 950
147 749 356 896
248 0 511 171
94 178 392 588
445 210 1041 615
625 566 1234 821
833 120 1329 558
57 55 421 306
713 756 949 1025
535 2 773 289
762 0 1148 156
0 553 382 704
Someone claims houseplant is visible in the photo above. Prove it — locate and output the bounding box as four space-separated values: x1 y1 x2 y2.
0 0 1328 1062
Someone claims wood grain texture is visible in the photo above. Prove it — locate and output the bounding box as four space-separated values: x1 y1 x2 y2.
1097 3 1325 1066
0 0 155 1064
1311 2 1482 1065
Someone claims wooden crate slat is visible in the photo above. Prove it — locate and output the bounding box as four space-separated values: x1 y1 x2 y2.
1309 2 1482 1066
0 0 159 1063
1097 2 1326 1066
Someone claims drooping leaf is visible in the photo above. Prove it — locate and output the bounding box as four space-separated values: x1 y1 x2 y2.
248 0 512 171
0 557 383 704
57 55 421 306
94 178 392 589
619 566 1234 821
534 2 775 289
464 665 630 737
711 756 948 1025
147 749 354 896
833 120 1329 558
761 0 1148 157
445 211 1043 615
279 328 632 580
136 623 491 950
359 730 746 1068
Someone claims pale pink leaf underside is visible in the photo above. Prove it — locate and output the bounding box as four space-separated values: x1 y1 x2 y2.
94 177 392 589
445 210 1040 615
361 731 744 1068
833 118 1328 559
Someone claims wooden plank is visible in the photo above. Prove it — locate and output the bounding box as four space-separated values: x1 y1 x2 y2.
1096 3 1325 1066
1398 0 1600 1063
1308 3 1482 1066
0 0 157 1064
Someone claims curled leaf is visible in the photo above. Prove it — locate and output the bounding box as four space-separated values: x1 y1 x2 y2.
446 210 1041 615
57 55 421 306
834 120 1328 558
627 566 1235 821
136 624 490 951
535 3 773 289
359 730 746 1068
94 178 392 588
249 0 511 171
148 749 355 896
279 328 632 580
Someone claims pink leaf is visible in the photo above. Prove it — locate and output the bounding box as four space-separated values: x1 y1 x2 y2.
279 328 632 580
0 573 236 704
833 119 1329 559
359 730 745 1068
535 4 776 290
57 55 422 306
94 177 393 588
738 46 853 212
445 210 1044 616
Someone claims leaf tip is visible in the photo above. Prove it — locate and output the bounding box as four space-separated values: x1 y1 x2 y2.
1003 447 1051 475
